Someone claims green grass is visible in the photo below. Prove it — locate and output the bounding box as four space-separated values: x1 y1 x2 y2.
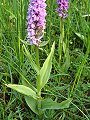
0 0 90 119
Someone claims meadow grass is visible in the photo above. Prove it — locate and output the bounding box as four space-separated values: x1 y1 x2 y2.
0 0 90 119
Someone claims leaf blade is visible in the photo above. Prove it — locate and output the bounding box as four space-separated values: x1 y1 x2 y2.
6 84 37 99
25 96 39 115
41 98 72 110
40 42 55 89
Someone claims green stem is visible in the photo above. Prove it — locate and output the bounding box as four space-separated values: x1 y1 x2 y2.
35 46 43 116
35 46 41 97
58 18 64 65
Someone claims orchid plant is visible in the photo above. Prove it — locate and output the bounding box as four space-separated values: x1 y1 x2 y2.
56 0 69 64
5 0 72 117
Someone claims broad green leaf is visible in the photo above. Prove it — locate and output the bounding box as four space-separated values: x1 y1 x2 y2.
6 84 37 99
25 96 39 115
40 42 55 89
23 45 39 74
41 98 72 110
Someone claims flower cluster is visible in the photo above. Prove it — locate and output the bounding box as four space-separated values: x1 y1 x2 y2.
56 0 69 18
27 0 47 46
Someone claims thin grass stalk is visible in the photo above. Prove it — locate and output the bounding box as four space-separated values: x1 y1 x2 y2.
70 49 89 97
20 0 25 67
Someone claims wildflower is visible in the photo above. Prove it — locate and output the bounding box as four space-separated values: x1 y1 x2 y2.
27 0 47 46
56 0 69 18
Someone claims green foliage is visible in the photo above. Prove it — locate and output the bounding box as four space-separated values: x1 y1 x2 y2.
41 98 72 110
25 96 39 115
39 42 55 90
5 84 37 99
0 0 90 120
23 45 39 74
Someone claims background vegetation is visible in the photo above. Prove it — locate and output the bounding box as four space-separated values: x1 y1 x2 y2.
0 0 90 119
